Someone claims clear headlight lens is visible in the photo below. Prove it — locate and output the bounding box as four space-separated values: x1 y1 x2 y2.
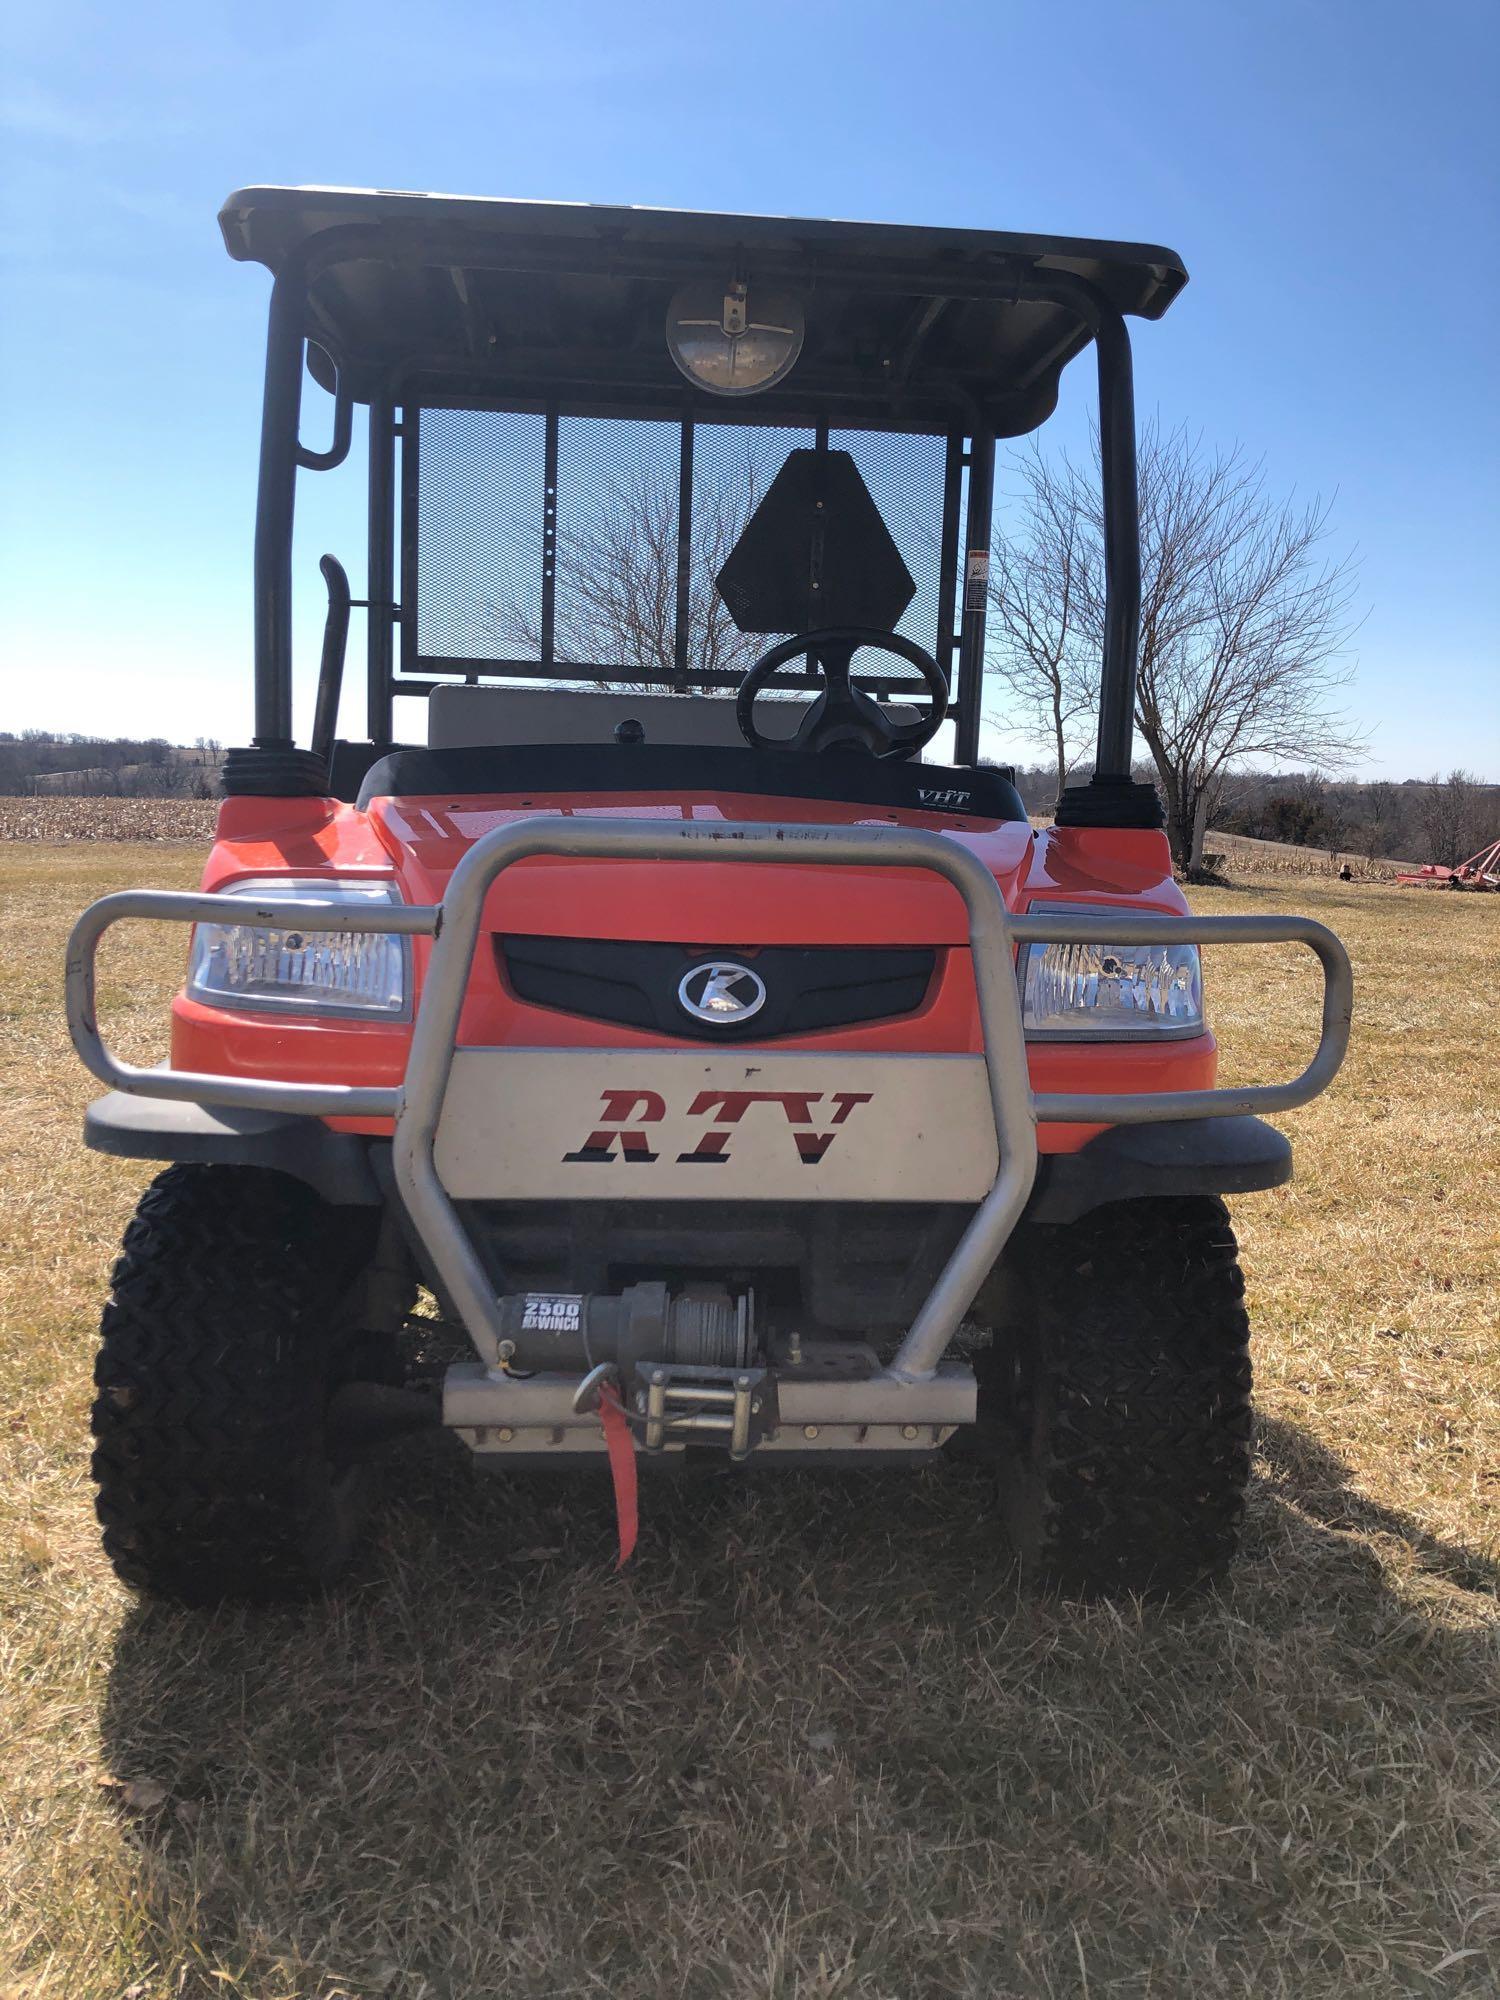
1021 903 1203 1038
185 877 409 1018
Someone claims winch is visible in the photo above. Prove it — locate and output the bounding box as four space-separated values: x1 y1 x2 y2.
495 1280 754 1377
492 1281 772 1460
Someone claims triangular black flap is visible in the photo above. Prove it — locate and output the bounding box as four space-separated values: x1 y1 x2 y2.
715 448 916 636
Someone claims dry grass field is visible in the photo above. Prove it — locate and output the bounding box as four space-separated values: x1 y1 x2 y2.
0 799 219 844
1 840 1496 1999
1204 830 1419 880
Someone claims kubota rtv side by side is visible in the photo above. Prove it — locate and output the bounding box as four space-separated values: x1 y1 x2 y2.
68 189 1352 1602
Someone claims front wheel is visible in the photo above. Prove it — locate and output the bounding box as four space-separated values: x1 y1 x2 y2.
92 1165 404 1604
975 1198 1254 1597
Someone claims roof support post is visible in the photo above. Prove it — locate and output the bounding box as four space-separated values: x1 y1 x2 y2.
953 431 994 766
366 389 396 746
1090 301 1141 781
934 431 963 697
1010 272 1160 828
252 255 306 747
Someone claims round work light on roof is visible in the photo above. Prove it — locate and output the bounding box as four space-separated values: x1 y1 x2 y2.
665 279 804 397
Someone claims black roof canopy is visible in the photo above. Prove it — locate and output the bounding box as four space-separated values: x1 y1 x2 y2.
219 186 1187 435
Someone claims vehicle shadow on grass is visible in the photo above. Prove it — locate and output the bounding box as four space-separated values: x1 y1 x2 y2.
1253 1412 1499 1597
94 1418 1498 1995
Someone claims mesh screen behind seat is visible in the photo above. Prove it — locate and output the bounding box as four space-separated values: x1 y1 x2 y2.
407 407 951 693
414 409 547 663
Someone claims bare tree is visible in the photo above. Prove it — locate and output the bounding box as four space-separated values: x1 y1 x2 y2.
1419 769 1488 867
984 442 1096 792
1359 778 1401 862
1133 429 1364 870
986 422 1364 872
487 460 762 691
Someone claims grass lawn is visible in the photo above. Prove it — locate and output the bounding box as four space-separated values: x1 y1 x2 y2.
1 844 1496 1999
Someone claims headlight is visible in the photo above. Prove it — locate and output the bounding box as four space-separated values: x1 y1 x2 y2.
1021 903 1203 1039
185 877 409 1018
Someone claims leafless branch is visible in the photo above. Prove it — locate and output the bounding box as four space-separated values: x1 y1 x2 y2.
986 421 1365 869
486 456 764 692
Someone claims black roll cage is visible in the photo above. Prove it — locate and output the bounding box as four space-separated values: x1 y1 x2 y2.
250 224 1147 788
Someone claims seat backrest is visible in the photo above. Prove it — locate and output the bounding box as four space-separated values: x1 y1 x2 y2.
427 684 918 751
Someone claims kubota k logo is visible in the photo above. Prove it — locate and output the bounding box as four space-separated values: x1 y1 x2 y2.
563 1086 874 1167
676 960 767 1025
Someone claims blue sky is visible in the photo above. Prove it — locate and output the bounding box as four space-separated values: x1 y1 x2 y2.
2 0 1495 779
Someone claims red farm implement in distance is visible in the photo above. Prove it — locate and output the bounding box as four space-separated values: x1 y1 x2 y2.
1396 838 1500 890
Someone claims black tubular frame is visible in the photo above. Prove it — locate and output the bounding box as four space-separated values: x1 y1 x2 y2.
248 234 1143 782
251 257 307 747
953 430 995 767
366 388 397 746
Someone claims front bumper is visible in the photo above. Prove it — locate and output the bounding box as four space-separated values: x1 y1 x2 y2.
83 1090 1291 1222
68 815 1349 1451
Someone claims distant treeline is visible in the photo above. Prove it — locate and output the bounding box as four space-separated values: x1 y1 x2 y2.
989 761 1496 867
5 733 1493 867
0 732 223 799
1212 768 1495 867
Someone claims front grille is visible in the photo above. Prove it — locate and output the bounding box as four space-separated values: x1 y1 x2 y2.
499 936 936 1041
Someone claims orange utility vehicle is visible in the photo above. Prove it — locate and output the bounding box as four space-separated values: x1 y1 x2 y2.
67 190 1352 1602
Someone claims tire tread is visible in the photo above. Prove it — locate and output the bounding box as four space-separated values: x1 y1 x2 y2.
984 1197 1253 1596
92 1165 382 1603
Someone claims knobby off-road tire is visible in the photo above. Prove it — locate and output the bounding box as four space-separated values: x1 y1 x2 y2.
92 1164 404 1605
976 1197 1254 1598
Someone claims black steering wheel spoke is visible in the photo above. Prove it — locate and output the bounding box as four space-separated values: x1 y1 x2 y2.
736 625 948 760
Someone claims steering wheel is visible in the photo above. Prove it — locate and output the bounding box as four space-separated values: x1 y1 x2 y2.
735 625 949 759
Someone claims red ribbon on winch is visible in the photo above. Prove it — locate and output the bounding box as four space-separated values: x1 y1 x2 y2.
597 1379 639 1568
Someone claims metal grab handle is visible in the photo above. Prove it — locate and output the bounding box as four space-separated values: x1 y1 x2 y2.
63 888 438 1120
294 343 353 471
1011 910 1354 1123
311 554 351 769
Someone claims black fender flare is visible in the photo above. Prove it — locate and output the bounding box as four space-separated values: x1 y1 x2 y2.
83 1092 380 1206
1025 1115 1291 1225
